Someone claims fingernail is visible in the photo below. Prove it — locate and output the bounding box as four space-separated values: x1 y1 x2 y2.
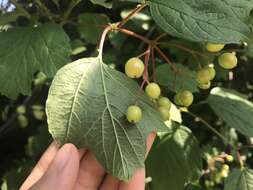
53 144 73 170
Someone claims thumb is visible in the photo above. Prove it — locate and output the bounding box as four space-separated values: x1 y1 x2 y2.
30 144 79 190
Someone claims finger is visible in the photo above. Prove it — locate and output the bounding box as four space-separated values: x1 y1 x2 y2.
20 141 59 190
118 133 156 190
74 151 106 190
29 143 80 190
145 132 156 157
78 148 88 160
119 169 145 190
99 175 120 190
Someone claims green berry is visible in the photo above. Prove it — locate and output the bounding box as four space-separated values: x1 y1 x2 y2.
196 68 212 84
145 83 161 99
126 105 142 123
221 170 229 178
174 93 183 106
222 164 230 171
158 107 170 121
226 155 234 162
207 66 216 80
157 97 171 110
16 105 26 114
206 43 225 53
125 57 144 78
198 81 211 90
175 90 194 107
218 52 238 69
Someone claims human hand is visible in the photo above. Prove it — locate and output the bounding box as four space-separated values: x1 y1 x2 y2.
20 133 155 190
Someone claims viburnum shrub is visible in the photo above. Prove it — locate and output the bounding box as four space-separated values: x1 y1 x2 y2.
1 0 253 189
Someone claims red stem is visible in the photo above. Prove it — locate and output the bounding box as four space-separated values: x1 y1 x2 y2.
118 28 150 44
151 47 156 81
154 46 177 71
143 46 151 83
137 50 149 58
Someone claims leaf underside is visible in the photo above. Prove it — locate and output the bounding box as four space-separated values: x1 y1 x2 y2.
46 57 167 181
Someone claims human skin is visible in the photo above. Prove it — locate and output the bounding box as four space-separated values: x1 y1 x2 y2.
20 133 156 190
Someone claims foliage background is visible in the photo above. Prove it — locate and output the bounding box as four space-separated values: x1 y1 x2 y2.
0 0 253 189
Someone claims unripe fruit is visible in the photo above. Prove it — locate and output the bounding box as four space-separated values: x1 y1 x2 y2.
198 81 211 90
206 43 225 53
222 164 230 171
218 52 238 69
196 68 211 84
226 155 234 162
158 107 170 121
157 97 171 110
145 83 161 99
125 57 144 78
221 170 229 178
175 90 194 107
126 105 142 123
174 93 183 106
207 66 216 80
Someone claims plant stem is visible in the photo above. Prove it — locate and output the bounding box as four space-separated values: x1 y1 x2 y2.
151 47 156 81
186 111 228 143
137 50 149 58
117 3 148 28
118 28 150 44
154 46 177 71
98 25 112 61
61 0 82 25
237 151 244 168
143 46 151 82
153 33 167 42
158 42 207 58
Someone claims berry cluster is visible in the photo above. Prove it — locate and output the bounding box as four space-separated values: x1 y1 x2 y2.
124 57 172 123
196 43 238 90
196 43 237 90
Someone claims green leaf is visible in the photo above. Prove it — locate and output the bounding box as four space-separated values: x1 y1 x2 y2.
90 0 112 8
224 168 253 190
46 57 168 181
156 64 199 93
207 87 253 137
0 24 71 99
149 0 253 43
78 13 110 44
146 125 202 190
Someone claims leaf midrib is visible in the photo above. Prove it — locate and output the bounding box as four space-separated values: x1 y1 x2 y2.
99 60 126 176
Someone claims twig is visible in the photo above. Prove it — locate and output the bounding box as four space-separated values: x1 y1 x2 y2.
117 3 148 28
158 42 208 58
98 25 112 60
154 46 177 71
153 33 167 42
186 111 228 143
118 28 150 44
151 47 156 81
